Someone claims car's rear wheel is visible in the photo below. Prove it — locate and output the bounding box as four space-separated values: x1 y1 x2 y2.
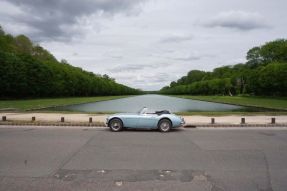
109 118 123 132
158 119 171 132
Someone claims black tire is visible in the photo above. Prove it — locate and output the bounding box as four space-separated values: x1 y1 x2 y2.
109 118 123 132
158 119 172 132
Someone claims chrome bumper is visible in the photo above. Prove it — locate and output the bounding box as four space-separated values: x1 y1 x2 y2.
180 118 185 125
180 117 185 125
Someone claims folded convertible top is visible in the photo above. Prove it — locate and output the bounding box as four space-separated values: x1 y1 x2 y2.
155 110 170 115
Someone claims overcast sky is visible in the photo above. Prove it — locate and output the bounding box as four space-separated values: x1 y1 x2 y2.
0 0 287 90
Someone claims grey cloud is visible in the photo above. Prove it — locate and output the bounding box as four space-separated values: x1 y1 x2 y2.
171 53 215 61
159 34 193 44
151 53 203 62
108 63 170 73
121 73 172 85
108 64 148 72
103 51 124 60
4 0 146 41
146 73 172 83
203 11 269 30
108 55 123 59
170 55 201 61
2 0 285 91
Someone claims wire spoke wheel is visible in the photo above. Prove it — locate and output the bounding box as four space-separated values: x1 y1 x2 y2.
158 119 171 132
109 119 123 132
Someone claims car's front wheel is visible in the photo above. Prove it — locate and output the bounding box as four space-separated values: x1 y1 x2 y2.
158 119 171 132
109 118 123 132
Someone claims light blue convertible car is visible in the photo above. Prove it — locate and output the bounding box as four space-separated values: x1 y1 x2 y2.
106 107 185 132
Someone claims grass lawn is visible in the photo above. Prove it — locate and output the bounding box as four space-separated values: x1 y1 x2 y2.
0 96 131 111
175 95 287 111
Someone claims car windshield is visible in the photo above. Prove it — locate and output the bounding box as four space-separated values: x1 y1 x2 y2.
138 107 159 114
138 107 148 114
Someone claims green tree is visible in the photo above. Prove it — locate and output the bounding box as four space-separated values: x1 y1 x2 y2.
246 47 263 68
0 26 141 98
160 39 287 96
0 25 4 36
260 39 287 63
257 63 287 96
15 35 33 54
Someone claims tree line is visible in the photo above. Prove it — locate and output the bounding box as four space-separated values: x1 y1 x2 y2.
160 39 287 96
0 26 141 98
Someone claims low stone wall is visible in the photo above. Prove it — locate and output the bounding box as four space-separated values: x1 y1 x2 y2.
0 121 105 127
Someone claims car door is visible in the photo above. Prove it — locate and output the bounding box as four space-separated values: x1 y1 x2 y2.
123 114 140 128
137 113 158 128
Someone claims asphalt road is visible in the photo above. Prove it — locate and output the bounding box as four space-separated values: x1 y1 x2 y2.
0 126 287 191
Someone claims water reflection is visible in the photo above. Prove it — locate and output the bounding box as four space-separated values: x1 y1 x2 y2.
51 94 248 113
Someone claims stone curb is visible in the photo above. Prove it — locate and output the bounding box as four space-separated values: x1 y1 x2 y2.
184 123 287 128
0 121 105 127
0 121 286 128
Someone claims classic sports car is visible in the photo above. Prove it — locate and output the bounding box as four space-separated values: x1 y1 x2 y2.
106 107 185 132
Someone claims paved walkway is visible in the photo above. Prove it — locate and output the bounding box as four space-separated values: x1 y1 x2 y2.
1 112 287 125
